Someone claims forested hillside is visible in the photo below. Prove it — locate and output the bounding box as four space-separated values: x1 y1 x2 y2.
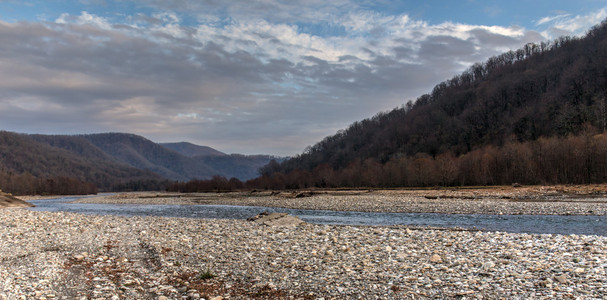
0 131 163 194
0 131 281 194
161 142 227 157
254 20 607 188
81 133 219 181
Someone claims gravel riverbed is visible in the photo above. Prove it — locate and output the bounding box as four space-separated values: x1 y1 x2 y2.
1 208 606 299
72 186 607 216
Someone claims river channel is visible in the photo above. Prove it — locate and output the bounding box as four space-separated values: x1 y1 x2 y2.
27 196 607 236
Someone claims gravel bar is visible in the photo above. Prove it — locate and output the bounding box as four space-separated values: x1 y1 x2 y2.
1 209 606 299
73 187 607 216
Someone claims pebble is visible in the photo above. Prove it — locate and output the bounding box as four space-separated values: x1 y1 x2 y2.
1 206 606 299
554 274 568 284
429 254 442 263
74 189 607 215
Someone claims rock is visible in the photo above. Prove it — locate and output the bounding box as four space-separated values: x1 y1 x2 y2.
429 254 442 263
73 255 85 261
539 278 553 288
248 212 304 227
554 274 568 284
481 262 495 270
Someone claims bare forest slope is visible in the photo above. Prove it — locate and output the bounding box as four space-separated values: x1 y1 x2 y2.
256 20 607 188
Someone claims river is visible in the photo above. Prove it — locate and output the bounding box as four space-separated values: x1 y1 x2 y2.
27 195 607 236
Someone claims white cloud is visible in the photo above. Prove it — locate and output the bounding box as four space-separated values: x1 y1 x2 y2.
538 8 607 37
536 14 570 26
56 11 112 29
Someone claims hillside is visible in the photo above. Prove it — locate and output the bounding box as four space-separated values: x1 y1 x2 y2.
33 133 276 182
0 131 281 194
256 20 607 188
80 133 219 181
160 141 284 180
160 142 226 157
198 154 285 181
0 131 162 194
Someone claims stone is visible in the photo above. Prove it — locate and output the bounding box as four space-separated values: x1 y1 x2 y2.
481 262 495 270
248 212 304 227
429 254 442 263
554 275 568 284
539 278 553 288
73 255 85 261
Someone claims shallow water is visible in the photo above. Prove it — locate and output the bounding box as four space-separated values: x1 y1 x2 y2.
27 196 607 236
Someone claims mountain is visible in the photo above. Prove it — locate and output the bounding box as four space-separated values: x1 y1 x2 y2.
160 141 284 180
0 131 281 194
197 154 284 181
160 142 226 157
81 133 219 181
1 131 163 194
257 20 607 188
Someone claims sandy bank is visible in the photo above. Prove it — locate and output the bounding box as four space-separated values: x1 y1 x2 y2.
0 191 34 208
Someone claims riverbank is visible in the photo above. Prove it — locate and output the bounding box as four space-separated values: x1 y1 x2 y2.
0 191 34 208
71 185 607 215
1 209 606 299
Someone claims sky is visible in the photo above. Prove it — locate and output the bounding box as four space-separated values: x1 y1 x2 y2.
0 1 606 156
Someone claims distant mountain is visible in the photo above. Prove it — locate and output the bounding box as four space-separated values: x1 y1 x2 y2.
0 131 281 194
81 133 219 181
197 154 285 181
160 142 226 157
160 141 284 180
2 131 163 194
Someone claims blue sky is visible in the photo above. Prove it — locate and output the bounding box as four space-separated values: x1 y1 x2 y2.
0 1 606 156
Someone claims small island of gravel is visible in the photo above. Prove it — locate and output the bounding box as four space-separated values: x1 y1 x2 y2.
2 186 607 299
73 185 607 215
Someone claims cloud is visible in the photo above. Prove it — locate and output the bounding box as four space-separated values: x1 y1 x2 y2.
135 0 353 25
56 11 112 29
536 14 570 26
537 8 607 37
0 2 604 155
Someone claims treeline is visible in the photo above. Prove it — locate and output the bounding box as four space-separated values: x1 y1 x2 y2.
0 173 97 195
271 20 607 177
246 131 607 189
